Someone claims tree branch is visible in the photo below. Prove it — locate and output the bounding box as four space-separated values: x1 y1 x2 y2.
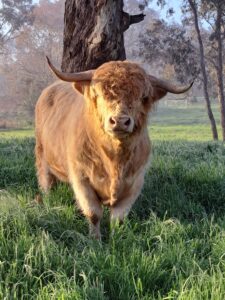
122 12 145 32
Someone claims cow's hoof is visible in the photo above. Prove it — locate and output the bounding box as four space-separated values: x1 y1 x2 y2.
34 194 44 205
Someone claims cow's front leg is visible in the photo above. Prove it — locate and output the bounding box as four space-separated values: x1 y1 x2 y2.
71 176 103 240
110 175 144 228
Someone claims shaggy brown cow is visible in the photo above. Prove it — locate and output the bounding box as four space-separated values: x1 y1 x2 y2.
35 58 192 239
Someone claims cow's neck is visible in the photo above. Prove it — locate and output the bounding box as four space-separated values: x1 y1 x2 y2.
88 128 135 203
84 111 137 170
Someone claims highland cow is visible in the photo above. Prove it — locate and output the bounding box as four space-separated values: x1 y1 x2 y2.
35 58 192 239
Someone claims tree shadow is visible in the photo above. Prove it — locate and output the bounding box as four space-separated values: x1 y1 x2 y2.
132 140 225 225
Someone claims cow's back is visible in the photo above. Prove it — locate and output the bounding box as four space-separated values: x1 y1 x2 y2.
35 81 83 130
35 81 84 180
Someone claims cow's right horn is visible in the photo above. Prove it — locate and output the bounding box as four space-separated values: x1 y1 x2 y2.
46 56 95 82
149 75 194 94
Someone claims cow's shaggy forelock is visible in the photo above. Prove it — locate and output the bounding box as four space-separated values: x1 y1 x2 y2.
93 61 150 100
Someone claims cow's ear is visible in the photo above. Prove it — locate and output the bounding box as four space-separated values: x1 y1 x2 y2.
73 81 91 95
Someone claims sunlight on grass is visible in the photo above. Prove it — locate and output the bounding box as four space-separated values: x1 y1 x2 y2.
0 129 34 139
150 124 222 141
0 191 19 212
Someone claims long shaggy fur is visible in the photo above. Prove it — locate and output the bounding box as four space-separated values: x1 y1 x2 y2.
35 61 166 239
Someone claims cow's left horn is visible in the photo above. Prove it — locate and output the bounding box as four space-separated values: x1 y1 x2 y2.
149 75 194 94
46 56 95 82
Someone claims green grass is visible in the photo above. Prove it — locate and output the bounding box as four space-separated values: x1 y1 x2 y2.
0 128 34 139
1 103 225 299
149 102 222 141
151 102 220 126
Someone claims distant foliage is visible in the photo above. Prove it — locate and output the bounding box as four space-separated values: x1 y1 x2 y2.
0 0 34 51
139 20 200 83
0 0 64 124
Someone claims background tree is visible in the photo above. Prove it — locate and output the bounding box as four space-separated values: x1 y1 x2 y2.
0 0 34 52
14 0 64 119
0 0 63 124
142 0 218 140
185 0 218 140
139 19 199 83
61 0 145 72
199 0 225 140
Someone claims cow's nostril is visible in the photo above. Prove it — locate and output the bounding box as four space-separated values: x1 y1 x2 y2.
109 117 116 125
124 118 131 126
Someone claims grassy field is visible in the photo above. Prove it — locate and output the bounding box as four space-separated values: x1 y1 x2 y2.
0 103 225 299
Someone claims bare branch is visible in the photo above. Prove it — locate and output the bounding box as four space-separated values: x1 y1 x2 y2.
122 11 145 32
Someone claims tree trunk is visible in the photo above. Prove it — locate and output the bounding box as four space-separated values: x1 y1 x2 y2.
188 0 218 140
61 0 144 72
215 6 225 141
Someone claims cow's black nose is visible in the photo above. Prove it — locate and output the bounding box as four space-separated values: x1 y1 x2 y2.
108 116 132 130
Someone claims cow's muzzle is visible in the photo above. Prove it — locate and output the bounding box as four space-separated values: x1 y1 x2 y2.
106 114 134 137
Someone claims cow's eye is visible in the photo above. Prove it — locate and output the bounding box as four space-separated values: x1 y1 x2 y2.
142 96 149 103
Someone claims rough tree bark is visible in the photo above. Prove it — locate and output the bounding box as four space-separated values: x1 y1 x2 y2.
215 5 225 141
188 0 218 140
61 0 144 72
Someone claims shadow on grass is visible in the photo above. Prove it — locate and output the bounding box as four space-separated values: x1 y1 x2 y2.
133 140 225 224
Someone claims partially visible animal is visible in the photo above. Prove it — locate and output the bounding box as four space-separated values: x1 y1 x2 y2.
35 57 193 239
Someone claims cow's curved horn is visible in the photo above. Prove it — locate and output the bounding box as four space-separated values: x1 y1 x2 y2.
149 75 194 94
46 56 95 82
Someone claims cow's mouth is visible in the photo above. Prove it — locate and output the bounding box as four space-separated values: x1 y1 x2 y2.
107 129 131 139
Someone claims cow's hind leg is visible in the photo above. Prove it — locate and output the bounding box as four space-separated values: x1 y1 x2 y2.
35 141 56 193
71 176 103 240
